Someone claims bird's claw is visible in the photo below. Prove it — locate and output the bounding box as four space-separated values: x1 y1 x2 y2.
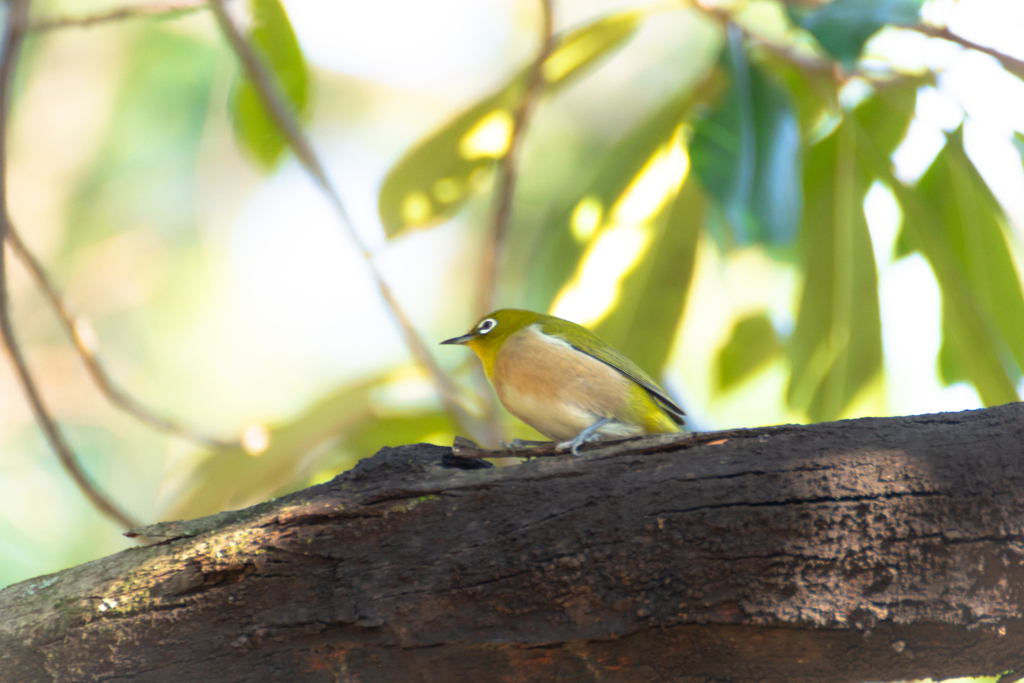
555 439 586 456
557 417 614 456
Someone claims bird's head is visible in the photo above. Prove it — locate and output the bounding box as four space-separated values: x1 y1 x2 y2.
440 309 542 369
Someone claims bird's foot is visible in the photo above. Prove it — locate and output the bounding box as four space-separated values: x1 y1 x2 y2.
556 417 614 456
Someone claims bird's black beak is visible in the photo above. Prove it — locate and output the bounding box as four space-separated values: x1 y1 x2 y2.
440 332 475 345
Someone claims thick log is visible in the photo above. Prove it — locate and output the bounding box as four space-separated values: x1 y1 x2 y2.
3 404 1024 682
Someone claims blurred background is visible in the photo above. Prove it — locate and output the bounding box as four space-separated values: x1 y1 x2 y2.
1 0 1023 590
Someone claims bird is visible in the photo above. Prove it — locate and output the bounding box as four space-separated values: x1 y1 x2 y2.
441 309 685 454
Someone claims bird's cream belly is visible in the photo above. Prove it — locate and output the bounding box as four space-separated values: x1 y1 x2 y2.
491 325 645 441
496 384 642 441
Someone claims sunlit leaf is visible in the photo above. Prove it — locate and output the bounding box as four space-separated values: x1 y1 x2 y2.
378 11 643 237
164 375 387 520
788 0 925 70
859 92 1022 401
786 81 920 419
756 51 841 140
852 80 924 154
691 25 802 247
936 312 971 386
542 10 642 83
594 174 704 377
858 80 927 262
787 122 881 421
524 86 707 313
892 216 916 260
852 112 1021 406
888 180 1020 405
717 313 782 391
917 127 1024 388
230 0 309 169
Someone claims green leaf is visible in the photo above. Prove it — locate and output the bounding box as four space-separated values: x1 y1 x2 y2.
377 11 643 237
230 0 309 169
853 79 927 262
853 122 1021 406
525 85 711 312
937 305 971 386
789 0 925 70
851 81 923 155
717 313 782 391
788 122 881 422
594 174 705 377
164 375 389 520
756 50 841 140
691 25 803 247
917 127 1024 388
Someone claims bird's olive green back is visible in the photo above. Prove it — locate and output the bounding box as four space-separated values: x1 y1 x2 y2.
477 310 686 425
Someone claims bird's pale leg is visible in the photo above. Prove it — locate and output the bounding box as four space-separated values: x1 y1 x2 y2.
557 416 614 456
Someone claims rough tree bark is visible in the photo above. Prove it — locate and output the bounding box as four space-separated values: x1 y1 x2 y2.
3 403 1024 682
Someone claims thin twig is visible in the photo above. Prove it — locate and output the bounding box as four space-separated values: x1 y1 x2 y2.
5 225 237 449
206 0 485 443
912 24 1024 81
469 0 556 445
0 0 140 531
745 35 841 79
450 425 799 459
701 6 842 81
770 0 1024 81
474 0 556 318
30 1 206 32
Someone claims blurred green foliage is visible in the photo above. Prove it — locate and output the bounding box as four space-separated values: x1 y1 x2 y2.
595 175 704 378
377 11 641 237
525 83 715 312
717 313 781 392
230 0 309 167
691 25 802 246
67 27 219 251
789 0 926 70
789 120 882 421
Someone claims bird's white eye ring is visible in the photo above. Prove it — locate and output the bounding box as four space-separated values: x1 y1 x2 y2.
477 318 497 335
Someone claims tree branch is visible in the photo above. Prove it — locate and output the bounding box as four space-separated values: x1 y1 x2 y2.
206 0 486 444
474 0 556 318
30 1 206 32
4 405 1024 681
5 225 237 450
0 0 140 531
912 24 1024 81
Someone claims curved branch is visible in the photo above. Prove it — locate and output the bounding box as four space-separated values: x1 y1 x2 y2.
4 405 1024 681
5 225 237 450
206 0 485 443
0 0 140 531
470 0 556 445
30 1 206 32
474 0 556 318
912 24 1024 81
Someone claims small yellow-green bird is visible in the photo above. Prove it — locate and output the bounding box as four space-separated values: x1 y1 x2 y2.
441 309 685 454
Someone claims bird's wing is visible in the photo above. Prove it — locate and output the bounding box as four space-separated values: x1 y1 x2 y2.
540 320 686 424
